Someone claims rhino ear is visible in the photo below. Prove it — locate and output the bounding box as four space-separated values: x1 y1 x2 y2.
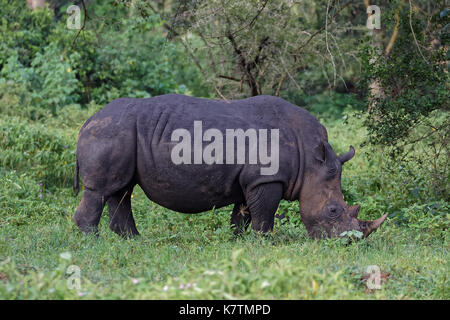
314 141 326 163
314 141 334 164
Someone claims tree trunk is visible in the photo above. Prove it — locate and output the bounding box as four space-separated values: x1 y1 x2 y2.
27 0 45 10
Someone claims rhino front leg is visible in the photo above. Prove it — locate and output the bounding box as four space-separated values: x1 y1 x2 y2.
107 186 139 237
246 183 283 233
73 189 105 235
230 203 251 235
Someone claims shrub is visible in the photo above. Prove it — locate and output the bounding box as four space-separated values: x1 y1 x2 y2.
393 201 449 242
0 2 53 68
358 5 449 200
31 43 80 113
0 117 76 188
0 0 208 117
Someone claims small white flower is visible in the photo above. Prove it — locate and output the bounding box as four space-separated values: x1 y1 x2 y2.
163 285 168 291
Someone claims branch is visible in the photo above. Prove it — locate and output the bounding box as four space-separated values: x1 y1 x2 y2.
385 0 406 56
296 0 353 53
226 32 260 96
325 0 337 86
218 75 241 82
71 0 88 49
180 38 206 77
181 35 229 101
146 0 179 38
275 73 287 96
408 0 428 64
254 36 270 66
214 85 230 102
227 0 269 38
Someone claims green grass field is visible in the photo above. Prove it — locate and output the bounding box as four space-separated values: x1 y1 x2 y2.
0 103 448 299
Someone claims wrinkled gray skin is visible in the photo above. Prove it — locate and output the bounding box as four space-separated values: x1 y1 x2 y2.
73 94 387 239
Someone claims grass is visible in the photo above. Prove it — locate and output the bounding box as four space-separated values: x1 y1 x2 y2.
0 101 448 299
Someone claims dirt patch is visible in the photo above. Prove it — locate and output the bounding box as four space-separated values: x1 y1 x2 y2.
0 272 8 282
349 269 390 294
361 271 390 294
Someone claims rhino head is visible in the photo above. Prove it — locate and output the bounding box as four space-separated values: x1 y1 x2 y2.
299 142 388 239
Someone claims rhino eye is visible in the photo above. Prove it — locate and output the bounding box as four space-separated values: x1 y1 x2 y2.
327 205 342 219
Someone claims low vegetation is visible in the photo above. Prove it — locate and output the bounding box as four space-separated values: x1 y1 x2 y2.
0 98 448 299
0 0 448 299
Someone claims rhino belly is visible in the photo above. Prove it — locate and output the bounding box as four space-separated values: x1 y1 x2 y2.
135 161 245 213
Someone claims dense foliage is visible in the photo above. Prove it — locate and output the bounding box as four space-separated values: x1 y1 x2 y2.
0 0 448 299
0 0 208 116
359 1 449 200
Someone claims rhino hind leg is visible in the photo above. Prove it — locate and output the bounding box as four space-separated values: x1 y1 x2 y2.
73 189 105 236
107 185 139 237
230 203 251 235
246 183 283 233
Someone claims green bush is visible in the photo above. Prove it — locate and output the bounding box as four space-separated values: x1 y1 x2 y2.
0 0 208 117
31 43 80 113
358 5 449 200
0 117 76 188
394 201 449 242
0 2 53 67
91 23 185 104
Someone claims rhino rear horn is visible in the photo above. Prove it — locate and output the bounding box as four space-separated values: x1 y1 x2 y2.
339 146 355 164
348 204 360 218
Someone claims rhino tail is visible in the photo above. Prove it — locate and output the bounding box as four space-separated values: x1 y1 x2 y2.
73 158 80 196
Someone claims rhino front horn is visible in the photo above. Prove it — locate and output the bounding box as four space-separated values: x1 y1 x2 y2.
362 213 388 238
339 146 355 164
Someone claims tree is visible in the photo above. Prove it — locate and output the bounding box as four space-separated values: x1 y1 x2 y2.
359 0 449 199
27 0 45 10
133 0 366 99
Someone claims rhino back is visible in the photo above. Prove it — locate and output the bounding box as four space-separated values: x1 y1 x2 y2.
130 94 316 212
77 94 323 213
